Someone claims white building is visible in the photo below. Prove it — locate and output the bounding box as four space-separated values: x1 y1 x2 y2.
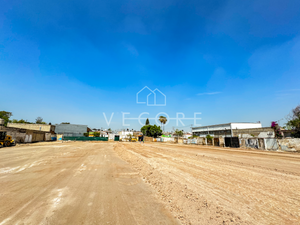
183 133 192 139
118 131 134 139
192 122 262 137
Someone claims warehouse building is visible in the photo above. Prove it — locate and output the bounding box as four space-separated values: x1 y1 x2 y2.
192 122 263 137
55 124 87 137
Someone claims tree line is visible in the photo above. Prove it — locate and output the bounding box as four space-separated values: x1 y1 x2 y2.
0 111 48 126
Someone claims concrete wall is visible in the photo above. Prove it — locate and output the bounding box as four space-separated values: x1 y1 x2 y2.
264 138 279 151
55 124 87 137
239 138 276 150
237 137 300 152
187 139 197 144
26 130 45 142
278 138 300 152
143 134 300 152
197 137 206 145
7 123 55 132
219 137 225 147
161 137 175 143
45 133 52 141
57 134 63 141
4 127 49 143
232 127 274 138
5 127 27 143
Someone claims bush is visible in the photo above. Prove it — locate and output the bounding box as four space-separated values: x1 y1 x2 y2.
206 135 213 140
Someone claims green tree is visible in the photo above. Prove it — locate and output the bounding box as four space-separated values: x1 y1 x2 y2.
36 117 45 124
12 119 28 123
141 125 152 137
145 118 150 125
189 134 198 139
206 134 213 140
94 132 100 137
141 125 162 138
0 111 12 126
286 105 300 138
83 132 89 137
150 124 162 138
174 129 183 137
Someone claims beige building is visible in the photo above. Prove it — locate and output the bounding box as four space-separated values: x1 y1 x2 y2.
1 126 50 143
7 123 55 133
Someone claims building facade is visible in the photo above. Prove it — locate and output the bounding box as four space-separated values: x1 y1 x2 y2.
192 122 262 137
55 124 87 137
2 127 51 143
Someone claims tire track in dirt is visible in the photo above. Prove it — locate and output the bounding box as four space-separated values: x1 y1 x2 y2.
0 142 179 225
114 143 249 225
113 142 300 225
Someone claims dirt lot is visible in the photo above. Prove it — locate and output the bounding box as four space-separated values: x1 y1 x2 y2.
1 142 300 225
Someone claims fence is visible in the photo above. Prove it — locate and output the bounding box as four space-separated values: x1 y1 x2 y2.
225 137 240 148
63 136 108 141
136 135 300 152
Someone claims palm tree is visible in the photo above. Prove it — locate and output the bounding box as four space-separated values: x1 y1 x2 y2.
159 116 167 132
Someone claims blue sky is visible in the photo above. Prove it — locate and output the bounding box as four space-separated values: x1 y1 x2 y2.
1 0 300 131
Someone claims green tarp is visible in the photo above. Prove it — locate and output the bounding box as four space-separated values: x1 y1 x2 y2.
63 136 108 141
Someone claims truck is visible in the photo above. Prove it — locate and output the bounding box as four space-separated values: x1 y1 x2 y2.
0 131 15 148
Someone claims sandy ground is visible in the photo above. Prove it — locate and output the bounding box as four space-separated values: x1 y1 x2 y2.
1 142 300 225
0 142 178 225
113 142 300 225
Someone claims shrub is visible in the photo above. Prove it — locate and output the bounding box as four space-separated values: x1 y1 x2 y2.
206 135 213 140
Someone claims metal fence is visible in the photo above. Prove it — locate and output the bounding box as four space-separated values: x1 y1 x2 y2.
225 137 240 148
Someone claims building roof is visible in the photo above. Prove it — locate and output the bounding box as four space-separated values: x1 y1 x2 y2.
192 122 261 129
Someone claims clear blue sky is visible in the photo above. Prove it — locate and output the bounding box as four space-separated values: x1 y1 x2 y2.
1 0 300 131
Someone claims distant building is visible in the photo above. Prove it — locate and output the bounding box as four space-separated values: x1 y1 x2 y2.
192 122 262 137
183 133 192 139
118 131 133 139
55 124 87 137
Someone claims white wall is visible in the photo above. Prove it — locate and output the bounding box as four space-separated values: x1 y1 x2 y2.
192 124 231 132
193 123 262 133
231 123 262 129
118 131 133 139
